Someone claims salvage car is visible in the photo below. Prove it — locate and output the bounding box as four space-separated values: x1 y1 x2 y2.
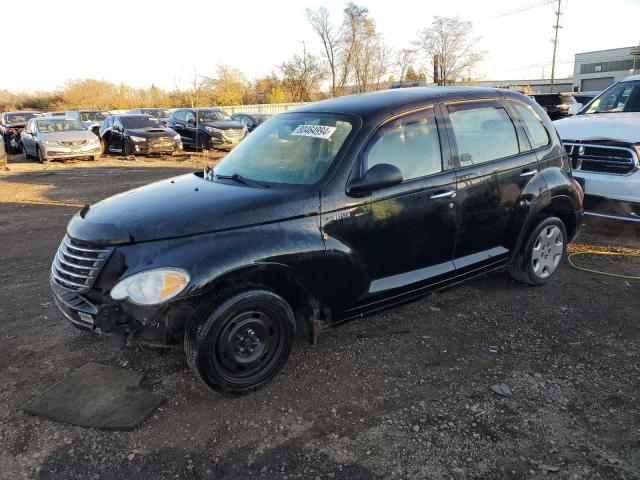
0 111 40 153
168 108 246 150
531 93 577 120
0 134 6 166
127 108 172 126
99 114 182 156
555 75 640 222
21 117 101 163
231 112 272 132
51 88 583 395
66 110 109 137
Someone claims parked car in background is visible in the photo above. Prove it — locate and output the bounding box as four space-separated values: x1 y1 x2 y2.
99 114 182 156
21 117 101 163
0 111 40 153
43 111 67 118
51 87 583 395
65 110 109 137
127 108 172 126
555 75 640 222
0 134 6 166
168 108 246 150
530 93 577 120
231 112 272 132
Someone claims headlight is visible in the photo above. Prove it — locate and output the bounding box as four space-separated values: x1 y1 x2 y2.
130 136 146 142
205 126 223 134
173 134 181 142
110 268 190 305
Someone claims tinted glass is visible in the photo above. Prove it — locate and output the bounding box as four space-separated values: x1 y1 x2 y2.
79 111 107 122
198 110 233 122
449 104 519 165
584 80 640 114
513 103 549 150
215 113 353 185
364 108 442 181
174 110 187 122
6 113 38 123
121 116 158 129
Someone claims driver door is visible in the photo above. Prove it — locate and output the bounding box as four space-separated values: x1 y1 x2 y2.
322 106 458 315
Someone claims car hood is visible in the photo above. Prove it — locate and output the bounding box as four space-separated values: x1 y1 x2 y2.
203 120 244 130
66 172 319 244
554 112 640 144
125 127 176 138
39 130 97 141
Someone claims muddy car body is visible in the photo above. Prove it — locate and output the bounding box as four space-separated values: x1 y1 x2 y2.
51 88 583 395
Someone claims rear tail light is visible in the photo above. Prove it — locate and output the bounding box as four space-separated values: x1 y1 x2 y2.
571 177 584 205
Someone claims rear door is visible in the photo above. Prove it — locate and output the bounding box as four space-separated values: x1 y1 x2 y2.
443 99 536 274
322 106 458 315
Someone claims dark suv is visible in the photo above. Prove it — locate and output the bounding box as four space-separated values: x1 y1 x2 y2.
530 93 577 120
167 108 246 150
50 88 583 395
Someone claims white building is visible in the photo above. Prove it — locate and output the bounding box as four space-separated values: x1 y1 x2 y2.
572 45 640 92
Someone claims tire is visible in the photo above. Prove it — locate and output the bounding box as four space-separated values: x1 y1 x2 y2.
122 138 134 157
509 216 567 286
36 146 46 164
22 144 30 159
185 287 296 396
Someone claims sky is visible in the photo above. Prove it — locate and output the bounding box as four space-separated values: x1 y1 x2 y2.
3 0 640 92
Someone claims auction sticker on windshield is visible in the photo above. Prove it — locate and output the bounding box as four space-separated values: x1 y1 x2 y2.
291 125 336 140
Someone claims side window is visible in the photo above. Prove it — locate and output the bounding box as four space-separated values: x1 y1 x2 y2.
513 102 550 150
114 118 122 129
447 103 519 166
174 110 186 122
363 108 442 181
185 111 195 124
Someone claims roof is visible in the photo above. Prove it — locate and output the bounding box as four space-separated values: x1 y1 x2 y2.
291 87 526 123
623 74 640 82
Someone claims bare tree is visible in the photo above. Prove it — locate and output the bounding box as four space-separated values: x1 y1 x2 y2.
414 16 484 86
280 48 325 102
307 6 340 97
395 48 415 84
339 2 372 92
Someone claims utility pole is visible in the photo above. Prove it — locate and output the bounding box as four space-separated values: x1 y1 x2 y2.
550 0 562 91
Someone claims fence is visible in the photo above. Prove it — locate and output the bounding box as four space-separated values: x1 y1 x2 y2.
219 102 308 116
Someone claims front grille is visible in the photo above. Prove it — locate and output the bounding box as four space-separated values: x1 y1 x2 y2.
564 142 637 175
59 140 87 147
222 128 245 141
51 235 114 292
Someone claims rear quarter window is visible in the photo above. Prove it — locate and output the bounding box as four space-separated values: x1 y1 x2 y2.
512 102 550 150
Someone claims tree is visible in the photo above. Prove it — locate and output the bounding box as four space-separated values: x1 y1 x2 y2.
395 49 415 84
280 48 324 102
202 65 248 106
307 6 340 97
414 16 484 86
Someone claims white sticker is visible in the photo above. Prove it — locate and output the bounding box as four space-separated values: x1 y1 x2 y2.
291 124 336 140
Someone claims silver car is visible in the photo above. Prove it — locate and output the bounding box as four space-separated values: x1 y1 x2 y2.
20 118 101 163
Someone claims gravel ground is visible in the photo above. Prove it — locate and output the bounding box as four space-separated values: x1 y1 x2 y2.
0 154 639 480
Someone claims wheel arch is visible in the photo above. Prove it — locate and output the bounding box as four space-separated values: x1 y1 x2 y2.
197 263 321 344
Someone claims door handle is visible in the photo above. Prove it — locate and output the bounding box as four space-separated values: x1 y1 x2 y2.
520 169 538 177
430 190 457 199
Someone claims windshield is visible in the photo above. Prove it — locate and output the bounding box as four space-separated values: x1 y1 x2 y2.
215 113 354 185
37 119 85 133
121 116 160 129
6 112 38 124
198 110 232 123
584 80 640 114
140 108 171 118
79 111 108 122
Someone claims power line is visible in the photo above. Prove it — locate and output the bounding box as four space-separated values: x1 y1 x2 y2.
484 0 555 21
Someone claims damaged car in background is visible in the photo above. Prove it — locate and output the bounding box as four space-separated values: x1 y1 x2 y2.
66 109 109 137
51 88 583 396
0 111 41 153
168 108 246 150
555 74 640 222
21 117 101 163
99 114 182 156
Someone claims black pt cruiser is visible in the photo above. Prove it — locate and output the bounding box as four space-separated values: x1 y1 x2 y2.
51 88 584 395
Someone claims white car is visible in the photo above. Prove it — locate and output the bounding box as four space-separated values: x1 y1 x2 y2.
554 75 640 222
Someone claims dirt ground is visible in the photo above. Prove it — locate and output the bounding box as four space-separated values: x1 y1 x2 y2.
0 153 639 480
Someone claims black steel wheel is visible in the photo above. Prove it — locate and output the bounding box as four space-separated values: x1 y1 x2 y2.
185 287 295 396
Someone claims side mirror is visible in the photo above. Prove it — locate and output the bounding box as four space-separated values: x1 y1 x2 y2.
347 163 403 196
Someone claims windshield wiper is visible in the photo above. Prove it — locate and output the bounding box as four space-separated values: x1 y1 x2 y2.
215 173 270 189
